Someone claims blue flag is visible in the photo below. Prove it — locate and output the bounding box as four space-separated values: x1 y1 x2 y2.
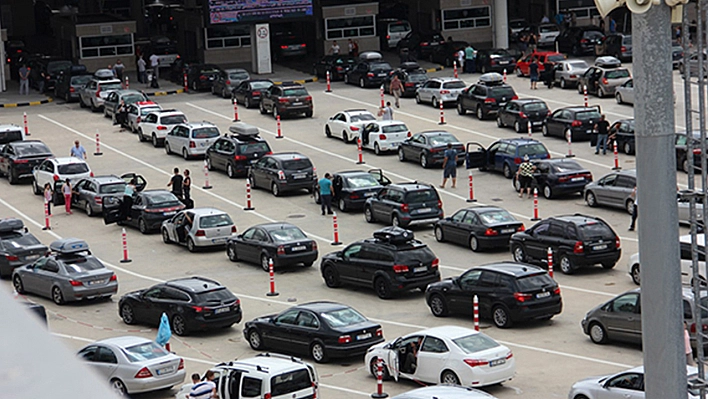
156 312 172 347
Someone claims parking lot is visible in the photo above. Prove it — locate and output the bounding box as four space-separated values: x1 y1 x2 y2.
0 62 693 399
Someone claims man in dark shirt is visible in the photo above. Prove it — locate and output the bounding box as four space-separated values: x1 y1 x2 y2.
167 167 184 200
440 143 458 189
594 114 611 155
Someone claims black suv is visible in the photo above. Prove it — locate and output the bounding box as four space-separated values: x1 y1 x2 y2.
54 67 91 103
509 214 621 275
475 48 517 74
206 129 272 178
396 31 445 59
456 72 518 120
496 98 550 133
0 140 53 184
119 276 242 336
0 218 48 278
185 64 222 91
28 56 73 93
320 227 441 299
555 26 605 56
248 152 317 197
425 262 562 328
345 60 394 88
542 105 602 141
364 182 443 228
383 62 429 97
259 83 313 119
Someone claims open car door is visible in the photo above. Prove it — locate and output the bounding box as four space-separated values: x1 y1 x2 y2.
368 169 391 186
102 196 123 225
121 173 147 192
52 181 65 206
465 142 487 169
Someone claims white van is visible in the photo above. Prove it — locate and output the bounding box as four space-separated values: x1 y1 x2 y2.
378 19 411 49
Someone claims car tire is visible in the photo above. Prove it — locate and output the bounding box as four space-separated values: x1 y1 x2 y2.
85 202 94 217
12 275 24 294
182 148 190 160
476 105 485 120
391 214 402 228
79 97 87 108
512 244 527 262
261 254 271 272
598 87 606 98
502 163 512 179
259 102 267 114
272 107 279 120
162 228 171 244
323 264 342 288
469 235 481 252
32 180 42 195
52 286 65 305
481 65 489 74
364 206 375 223
374 277 393 299
248 329 264 350
313 190 321 204
172 314 187 336
111 379 128 396
630 264 641 285
560 78 567 89
138 128 145 142
222 87 229 99
457 102 466 115
120 303 136 324
373 142 381 156
543 184 553 199
187 238 196 253
602 261 616 269
249 175 257 189
205 156 213 171
578 84 584 94
420 154 429 168
432 96 439 109
440 370 460 385
369 358 390 380
191 80 198 92
398 147 406 162
342 131 350 143
572 45 580 56
589 322 608 344
138 218 149 234
227 163 236 179
344 74 350 84
516 121 526 133
271 182 280 197
310 342 328 363
492 305 513 328
626 199 635 215
585 191 597 207
682 157 691 174
559 254 575 274
165 141 171 155
497 116 504 128
624 141 634 155
226 244 238 262
152 134 160 148
434 226 445 242
415 94 421 104
325 126 332 138
359 78 366 88
542 124 550 137
8 169 18 185
429 294 449 317
338 198 347 212
616 92 623 104
244 97 251 108
305 110 313 118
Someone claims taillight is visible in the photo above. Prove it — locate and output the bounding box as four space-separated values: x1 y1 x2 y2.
693 148 702 155
517 225 525 231
511 95 519 100
195 230 205 237
264 394 272 399
178 358 184 370
5 255 19 261
350 126 360 131
231 225 238 233
277 245 285 255
484 228 499 236
69 280 83 287
506 352 513 360
336 66 344 72
437 200 443 209
400 203 409 213
571 120 582 127
135 367 153 378
350 193 360 199
278 170 286 180
621 46 627 52
338 335 352 343
573 241 584 254
431 258 439 268
367 72 374 77
615 236 621 249
189 141 196 148
69 87 75 93
569 74 577 79
484 98 496 104
690 323 708 333
404 82 414 87
393 265 409 273
601 78 608 85
252 91 261 96
234 155 247 161
13 159 28 164
407 131 412 137
89 172 94 177
378 134 387 140
157 125 167 130
226 80 231 85
312 241 318 251
440 90 450 94
514 157 522 165
136 116 141 124
300 44 306 48
280 45 288 49
464 359 489 367
109 274 117 281
375 328 383 337
278 98 289 104
547 110 552 116
386 34 390 39
553 287 561 295
580 38 588 44
53 174 60 181
192 306 204 313
514 292 532 302
305 96 312 102
199 75 207 81
95 196 102 205
95 85 101 97
519 112 527 119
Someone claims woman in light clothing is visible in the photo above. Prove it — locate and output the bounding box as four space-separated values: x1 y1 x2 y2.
43 183 53 216
62 179 73 214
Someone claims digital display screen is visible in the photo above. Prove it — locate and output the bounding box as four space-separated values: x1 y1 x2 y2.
208 0 314 24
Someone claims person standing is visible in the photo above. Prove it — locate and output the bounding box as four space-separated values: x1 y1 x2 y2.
378 101 393 121
456 48 465 72
609 17 617 33
137 55 147 84
594 114 610 155
527 31 538 53
389 75 403 108
529 58 539 90
318 173 333 215
70 140 87 159
43 183 53 216
440 143 458 189
181 374 202 399
464 44 476 73
189 370 217 399
167 167 184 200
150 53 160 80
685 321 696 366
114 100 128 132
183 169 192 203
348 39 355 55
121 179 136 221
113 59 125 81
516 155 536 199
329 40 340 55
19 64 29 95
62 179 73 214
629 185 638 231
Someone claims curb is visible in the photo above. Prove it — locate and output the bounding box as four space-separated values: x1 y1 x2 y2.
274 76 319 85
0 97 54 108
425 66 445 73
146 88 185 96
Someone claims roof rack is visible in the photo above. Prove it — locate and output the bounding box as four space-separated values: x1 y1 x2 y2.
0 218 24 233
50 238 90 255
373 226 414 244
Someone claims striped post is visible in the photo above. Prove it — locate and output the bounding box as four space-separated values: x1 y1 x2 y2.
466 170 477 202
583 85 588 107
203 160 212 189
124 76 129 89
453 61 458 78
332 213 342 245
244 180 255 211
473 295 480 331
503 69 507 83
438 100 446 125
120 228 132 263
266 258 279 296
527 120 533 138
612 141 621 170
326 71 332 93
566 130 575 158
23 112 30 136
371 357 388 398
94 130 103 156
531 188 540 221
356 138 365 164
380 85 385 108
276 114 283 139
183 72 188 92
547 247 554 278
233 102 239 122
42 200 51 231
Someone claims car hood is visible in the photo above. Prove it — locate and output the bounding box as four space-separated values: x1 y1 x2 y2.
246 314 276 326
571 375 605 391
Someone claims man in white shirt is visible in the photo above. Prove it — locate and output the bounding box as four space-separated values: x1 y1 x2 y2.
189 370 217 399
149 53 160 80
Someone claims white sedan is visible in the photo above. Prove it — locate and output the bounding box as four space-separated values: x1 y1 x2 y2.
31 157 92 195
77 336 185 396
568 365 699 399
324 109 377 143
124 100 162 133
364 325 515 388
359 120 411 155
627 233 706 285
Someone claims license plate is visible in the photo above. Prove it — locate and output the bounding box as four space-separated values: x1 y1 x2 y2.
537 291 551 298
164 211 176 216
501 228 515 234
499 102 507 107
87 279 106 286
293 102 302 106
594 244 608 250
500 61 509 64
414 266 427 273
211 238 225 244
417 207 432 214
586 129 592 133
571 177 584 182
292 246 306 251
214 307 230 314
378 73 386 77
293 173 306 179
533 121 543 126
365 192 375 197
156 366 174 375
25 254 40 261
489 358 506 367
357 333 372 340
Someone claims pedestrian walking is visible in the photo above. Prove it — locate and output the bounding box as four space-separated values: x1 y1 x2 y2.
594 114 610 155
629 186 638 231
378 102 394 121
113 59 125 81
137 55 147 84
464 44 476 73
150 53 160 80
389 74 403 108
19 64 29 95
37 70 46 93
70 140 87 159
456 48 465 72
62 179 73 214
440 143 458 189
189 370 217 399
318 173 333 215
685 321 696 366
529 58 539 90
167 167 184 200
43 183 53 216
329 40 341 55
183 169 192 202
516 155 536 199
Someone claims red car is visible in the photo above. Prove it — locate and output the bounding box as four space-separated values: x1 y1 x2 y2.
515 51 565 77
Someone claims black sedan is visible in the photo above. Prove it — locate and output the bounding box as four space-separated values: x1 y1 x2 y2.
186 64 222 91
314 169 391 212
397 131 465 168
542 105 602 141
226 222 318 271
243 301 384 363
345 60 393 88
609 118 636 155
232 79 274 108
103 190 185 234
434 206 524 252
496 98 550 133
0 140 53 184
383 63 429 97
0 218 48 278
511 159 593 199
475 48 517 74
313 55 357 81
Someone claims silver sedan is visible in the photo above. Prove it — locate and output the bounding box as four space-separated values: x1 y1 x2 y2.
77 336 186 396
161 207 236 252
615 78 634 105
568 365 699 399
553 59 589 89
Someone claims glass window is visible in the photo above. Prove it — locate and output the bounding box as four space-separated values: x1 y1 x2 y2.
57 163 89 175
442 7 491 30
451 210 466 222
611 293 639 313
607 373 643 390
269 227 307 243
271 370 311 397
516 273 555 290
325 16 375 40
320 307 367 328
241 377 261 398
192 127 220 139
96 347 117 364
199 214 234 228
80 34 133 59
124 341 169 362
478 210 515 224
282 158 312 170
205 25 251 49
275 309 299 325
452 333 500 353
295 311 320 328
421 336 448 353
460 269 482 287
344 244 362 259
62 256 105 273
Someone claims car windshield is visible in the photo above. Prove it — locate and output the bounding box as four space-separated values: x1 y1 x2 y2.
229 72 249 80
192 127 220 139
489 50 511 57
1 233 41 247
405 190 439 203
140 107 161 116
539 25 559 33
351 114 376 122
251 81 272 89
193 287 236 303
396 246 436 263
489 87 516 98
576 110 602 120
123 341 169 362
99 182 126 194
282 158 312 170
101 83 123 91
518 143 548 157
283 88 308 96
390 23 409 33
443 81 466 89
370 62 392 72
16 143 51 156
452 333 500 353
269 227 308 242
71 75 93 86
161 115 187 125
199 214 233 228
238 142 270 154
478 210 515 224
569 61 588 69
320 307 367 328
605 69 631 79
547 54 566 62
516 273 555 291
578 221 614 239
271 370 312 397
429 134 458 146
146 193 180 206
346 174 380 188
551 162 583 173
200 66 221 74
382 124 408 134
522 102 548 112
58 163 89 175
62 256 105 273
408 73 428 82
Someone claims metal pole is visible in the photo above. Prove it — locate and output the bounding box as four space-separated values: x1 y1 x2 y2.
634 4 685 399
0 16 6 92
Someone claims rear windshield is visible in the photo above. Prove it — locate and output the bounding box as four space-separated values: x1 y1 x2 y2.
99 183 126 194
584 31 604 40
489 50 511 57
269 227 307 242
62 256 105 273
192 127 220 139
199 214 233 228
578 221 614 239
518 143 548 157
478 210 515 224
395 246 436 263
229 72 249 80
522 102 548 112
141 107 161 116
351 114 376 122
539 25 559 33
443 81 466 89
282 158 312 170
283 88 308 97
71 75 93 85
382 124 408 134
124 341 168 362
251 81 272 89
452 333 500 353
161 115 187 125
489 87 516 98
271 370 312 397
193 288 236 304
16 143 51 156
58 163 89 175
123 94 146 104
47 61 72 74
1 233 41 248
408 73 428 82
569 61 588 69
0 130 23 144
516 273 555 291
429 134 458 146
238 142 270 154
101 83 123 91
146 193 180 206
606 69 630 79
200 66 221 74
320 307 367 328
347 174 380 188
576 110 602 120
370 62 392 71
547 54 566 62
551 162 583 173
390 23 410 33
405 189 439 203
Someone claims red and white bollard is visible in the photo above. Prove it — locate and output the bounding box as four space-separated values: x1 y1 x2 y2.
276 114 283 139
331 212 342 245
124 76 129 89
583 85 588 107
371 357 388 399
473 295 480 331
547 247 554 278
466 170 477 202
42 200 51 231
233 102 240 122
266 258 279 297
23 112 30 136
612 141 621 170
120 227 132 263
183 72 188 92
527 120 533 138
203 160 212 189
503 69 507 83
325 71 332 93
453 61 458 78
379 85 385 108
94 130 103 156
531 188 541 221
438 100 446 125
565 130 575 158
244 180 255 211
165 342 171 353
356 137 365 164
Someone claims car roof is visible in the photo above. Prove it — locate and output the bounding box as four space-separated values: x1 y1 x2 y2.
343 109 374 115
226 354 311 373
550 214 609 225
12 140 48 147
0 124 22 131
603 168 636 178
511 98 546 105
166 276 224 293
389 181 435 191
51 157 87 164
268 152 309 160
96 79 122 85
135 101 158 107
535 158 583 166
186 207 228 217
429 77 464 83
417 325 479 339
184 121 217 128
89 175 125 184
275 82 305 88
113 89 145 96
679 233 706 246
224 68 248 73
141 189 174 197
476 262 545 277
151 109 185 116
96 335 153 347
497 138 541 145
294 301 351 313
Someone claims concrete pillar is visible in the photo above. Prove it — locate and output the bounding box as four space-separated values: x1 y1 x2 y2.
493 0 509 49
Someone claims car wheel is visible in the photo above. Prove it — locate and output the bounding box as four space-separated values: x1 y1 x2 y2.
120 303 135 324
182 148 191 160
441 370 460 385
338 198 347 212
342 131 350 143
305 110 313 118
138 128 145 142
226 244 238 262
191 80 198 92
272 107 279 120
598 87 606 98
85 202 94 217
560 78 567 89
52 286 65 305
244 97 251 108
683 157 691 173
476 105 485 120
497 116 504 128
32 180 41 195
12 275 24 294
325 126 332 138
542 124 550 137
514 120 523 133
205 156 213 171
152 134 160 148
187 238 196 253
369 358 390 379
162 228 171 244
616 92 623 104
492 305 513 328
248 329 264 350
323 264 342 288
512 244 527 262
164 141 171 155
79 97 87 108
65 93 70 103
359 78 366 88
624 141 634 155
249 175 257 189
429 294 449 316
469 235 481 252
90 100 98 112
138 218 149 234
434 226 445 242
374 142 382 155
398 147 406 162
432 96 439 109
271 182 280 197
391 214 401 228
585 191 597 207
313 190 321 204
261 254 271 272
559 254 575 274
227 163 236 179
344 74 350 84
631 264 641 285
457 102 466 115
589 322 608 344
578 84 584 94
543 184 553 199
420 154 429 168
259 102 267 114
415 94 421 104
364 206 375 223
626 199 635 215
572 45 580 56
222 88 229 99
8 169 18 185
172 314 187 336
502 163 512 179
374 277 393 299
516 67 524 77
310 342 328 363
111 379 127 396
